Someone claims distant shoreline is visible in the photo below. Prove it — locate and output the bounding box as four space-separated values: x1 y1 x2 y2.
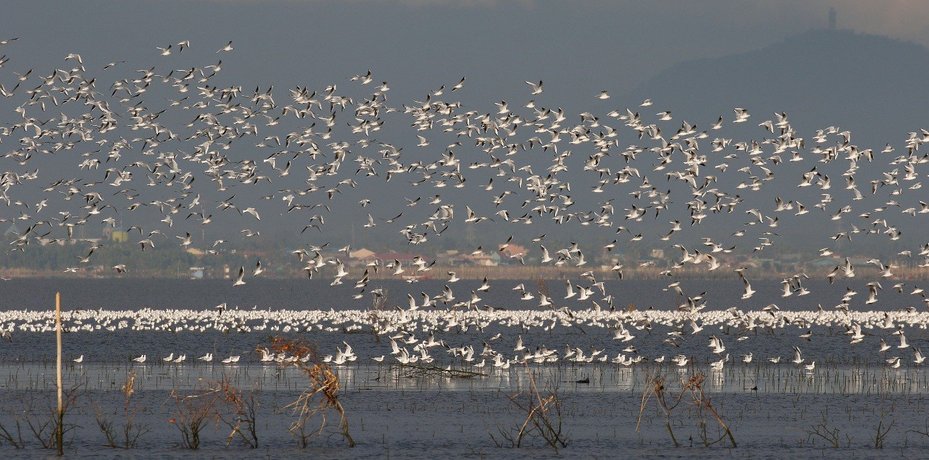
3 264 929 281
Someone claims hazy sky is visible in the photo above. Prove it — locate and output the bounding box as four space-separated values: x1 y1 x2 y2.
2 0 928 253
4 0 925 104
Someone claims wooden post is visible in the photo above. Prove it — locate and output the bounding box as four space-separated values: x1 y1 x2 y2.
55 291 63 456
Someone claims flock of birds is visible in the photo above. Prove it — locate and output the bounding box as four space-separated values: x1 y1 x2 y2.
3 37 929 372
2 306 929 371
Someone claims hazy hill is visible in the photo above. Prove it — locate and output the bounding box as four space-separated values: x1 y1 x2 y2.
627 29 929 147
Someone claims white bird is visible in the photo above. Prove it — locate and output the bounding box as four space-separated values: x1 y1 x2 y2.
710 354 727 371
733 107 750 123
791 346 803 365
866 282 881 305
849 323 865 344
477 277 491 292
564 280 576 299
540 245 553 263
132 354 147 363
898 332 909 349
233 266 246 286
525 80 543 95
879 338 891 352
514 335 526 352
613 324 634 342
780 279 793 298
406 293 418 310
198 353 213 362
73 355 84 363
538 294 552 308
708 336 726 354
736 269 755 300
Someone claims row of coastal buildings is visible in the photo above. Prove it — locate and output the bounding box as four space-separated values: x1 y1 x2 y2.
347 245 530 267
5 224 925 279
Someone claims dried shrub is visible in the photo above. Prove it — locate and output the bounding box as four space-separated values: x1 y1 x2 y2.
0 388 81 450
806 411 843 448
0 417 25 449
491 368 568 451
214 378 259 448
94 370 149 448
168 386 219 449
874 415 893 449
268 337 355 448
637 373 736 448
30 388 80 450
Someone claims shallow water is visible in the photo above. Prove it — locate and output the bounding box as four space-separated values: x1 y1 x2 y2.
4 362 929 396
2 279 929 456
1 366 929 457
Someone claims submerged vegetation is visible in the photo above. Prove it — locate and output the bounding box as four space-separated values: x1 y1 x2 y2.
0 359 929 453
636 373 736 448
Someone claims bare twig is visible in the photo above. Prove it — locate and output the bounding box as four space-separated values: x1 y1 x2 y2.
874 417 894 449
807 411 840 448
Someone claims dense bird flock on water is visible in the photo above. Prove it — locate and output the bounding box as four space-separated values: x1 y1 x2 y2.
3 37 929 371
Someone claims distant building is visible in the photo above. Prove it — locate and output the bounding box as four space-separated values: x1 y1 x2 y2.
349 248 376 260
110 230 129 243
501 244 527 259
376 252 421 263
466 251 500 267
189 267 205 279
